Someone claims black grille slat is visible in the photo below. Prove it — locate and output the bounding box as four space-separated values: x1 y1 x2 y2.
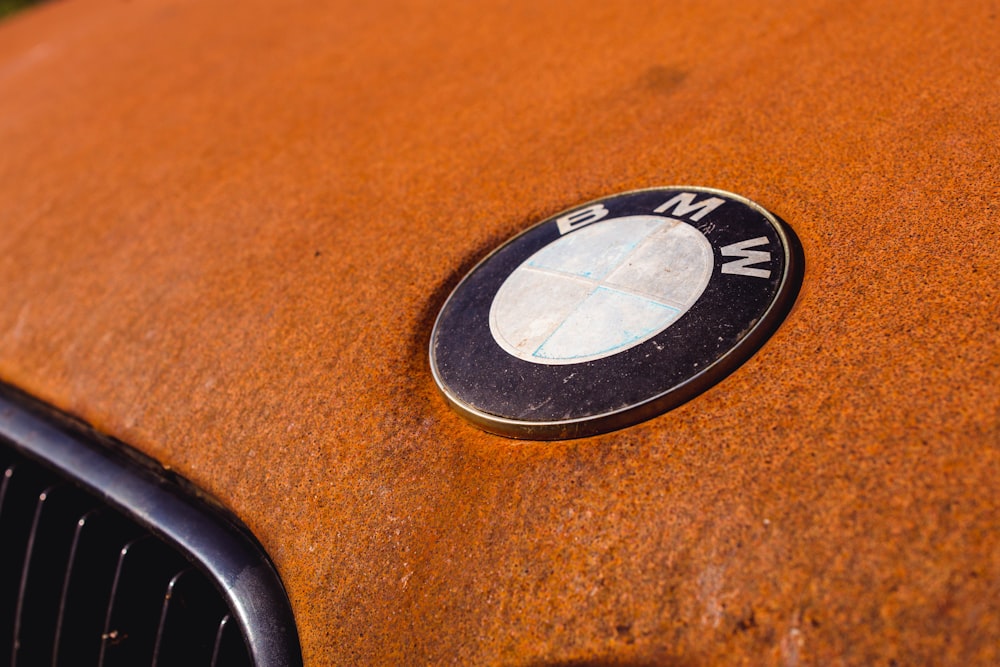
99 536 187 667
12 483 97 666
53 509 142 666
0 459 49 665
0 387 301 666
211 614 252 667
152 568 228 666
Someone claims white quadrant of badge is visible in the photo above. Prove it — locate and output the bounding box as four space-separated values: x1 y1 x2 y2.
429 186 803 440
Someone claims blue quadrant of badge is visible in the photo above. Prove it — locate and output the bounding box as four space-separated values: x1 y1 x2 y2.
489 215 714 365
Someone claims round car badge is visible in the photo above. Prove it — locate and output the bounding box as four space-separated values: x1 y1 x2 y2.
430 186 803 440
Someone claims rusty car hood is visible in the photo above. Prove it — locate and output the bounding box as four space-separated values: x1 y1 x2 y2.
0 0 997 663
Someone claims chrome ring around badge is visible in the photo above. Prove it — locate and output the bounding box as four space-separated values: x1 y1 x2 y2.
429 186 804 440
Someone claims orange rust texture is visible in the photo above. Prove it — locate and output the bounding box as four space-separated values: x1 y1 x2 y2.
0 0 998 664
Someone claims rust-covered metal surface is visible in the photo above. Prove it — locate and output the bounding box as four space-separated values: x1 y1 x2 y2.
0 0 997 664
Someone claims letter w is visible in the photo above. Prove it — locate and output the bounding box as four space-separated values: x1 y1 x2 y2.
653 192 725 221
720 237 772 278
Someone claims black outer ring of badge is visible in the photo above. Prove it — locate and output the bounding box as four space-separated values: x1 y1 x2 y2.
429 186 804 440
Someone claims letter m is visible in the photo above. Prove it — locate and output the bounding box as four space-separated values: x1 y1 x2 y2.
653 192 725 221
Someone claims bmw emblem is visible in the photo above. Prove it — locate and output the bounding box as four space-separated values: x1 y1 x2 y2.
430 187 804 439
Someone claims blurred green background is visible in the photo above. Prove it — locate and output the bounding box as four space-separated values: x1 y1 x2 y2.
1 0 45 20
